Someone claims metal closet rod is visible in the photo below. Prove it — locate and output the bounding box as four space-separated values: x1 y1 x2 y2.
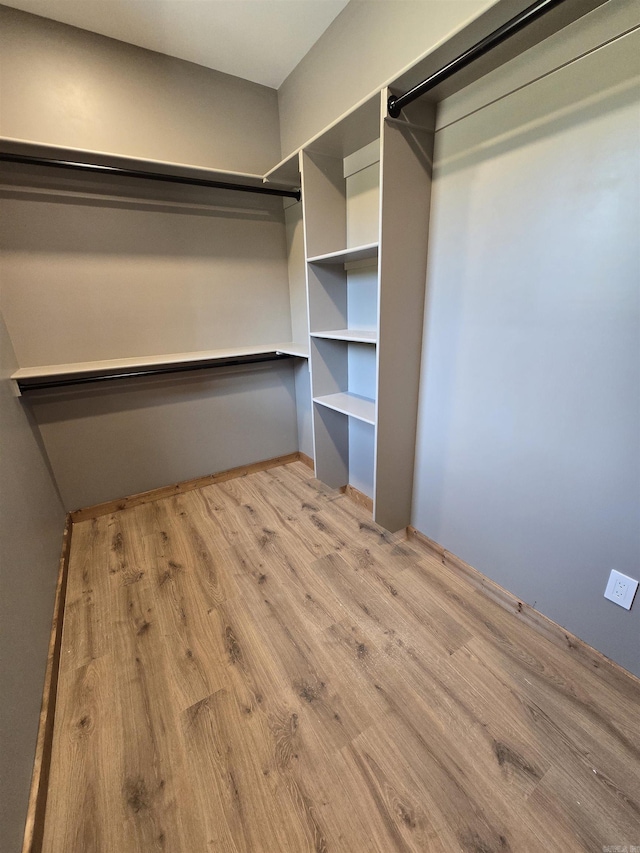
388 0 567 117
0 152 301 200
17 352 294 393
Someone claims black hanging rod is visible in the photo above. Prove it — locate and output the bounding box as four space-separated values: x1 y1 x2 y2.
0 152 301 201
388 0 567 117
17 352 293 393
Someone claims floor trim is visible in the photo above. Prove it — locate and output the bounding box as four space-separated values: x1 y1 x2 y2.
341 483 374 513
70 452 305 522
298 452 315 472
21 516 73 853
406 525 640 687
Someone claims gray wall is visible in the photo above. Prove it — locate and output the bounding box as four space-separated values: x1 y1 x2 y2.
0 188 292 368
27 362 299 511
413 10 640 676
0 4 280 174
0 165 300 514
0 8 302 510
0 309 66 853
278 0 495 157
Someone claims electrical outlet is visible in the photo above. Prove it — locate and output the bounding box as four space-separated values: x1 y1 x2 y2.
604 570 639 610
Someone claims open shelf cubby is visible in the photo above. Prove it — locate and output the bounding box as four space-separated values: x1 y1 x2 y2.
311 336 376 416
313 404 375 501
308 253 378 339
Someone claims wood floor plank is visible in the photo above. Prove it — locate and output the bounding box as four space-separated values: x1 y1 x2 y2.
42 460 640 852
406 557 640 744
59 518 112 674
108 567 212 852
42 656 126 853
319 612 557 846
527 762 640 852
408 526 640 699
229 571 376 751
229 541 339 633
310 551 470 662
133 497 234 710
182 688 318 853
259 462 343 505
464 634 640 799
217 472 343 563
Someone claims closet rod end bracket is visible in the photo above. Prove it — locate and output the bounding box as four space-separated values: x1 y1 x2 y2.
387 95 401 118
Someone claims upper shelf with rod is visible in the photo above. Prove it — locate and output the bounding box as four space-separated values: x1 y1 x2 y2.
12 342 310 395
0 137 301 201
388 0 569 118
387 0 607 118
264 0 606 191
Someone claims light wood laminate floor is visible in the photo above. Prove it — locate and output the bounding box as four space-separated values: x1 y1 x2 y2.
43 461 640 852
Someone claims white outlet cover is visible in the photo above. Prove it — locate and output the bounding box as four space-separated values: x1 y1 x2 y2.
604 569 639 610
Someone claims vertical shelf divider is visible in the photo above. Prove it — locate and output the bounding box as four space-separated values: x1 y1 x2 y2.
374 91 436 531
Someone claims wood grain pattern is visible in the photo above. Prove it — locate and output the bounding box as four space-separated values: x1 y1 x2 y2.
22 516 72 853
407 524 640 696
41 462 640 852
340 483 373 512
69 452 303 522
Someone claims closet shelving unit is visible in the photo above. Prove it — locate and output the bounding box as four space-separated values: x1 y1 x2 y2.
261 0 606 532
2 0 601 529
3 93 434 533
1 137 310 394
3 88 435 531
296 92 435 532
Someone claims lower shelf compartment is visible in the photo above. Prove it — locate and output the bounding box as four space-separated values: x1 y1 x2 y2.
313 391 375 425
313 403 375 499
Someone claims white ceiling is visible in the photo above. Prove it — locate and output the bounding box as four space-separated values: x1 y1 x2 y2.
3 0 351 88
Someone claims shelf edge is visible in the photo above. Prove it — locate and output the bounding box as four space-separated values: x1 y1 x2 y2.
313 392 376 425
307 242 379 265
310 330 377 344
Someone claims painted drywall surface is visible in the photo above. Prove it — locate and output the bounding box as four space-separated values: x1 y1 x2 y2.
285 199 308 347
435 0 640 131
283 199 314 458
278 0 495 158
0 180 298 510
412 26 640 676
349 418 375 499
294 360 314 460
0 4 280 174
0 310 65 853
0 5 299 514
1 192 292 367
28 361 299 510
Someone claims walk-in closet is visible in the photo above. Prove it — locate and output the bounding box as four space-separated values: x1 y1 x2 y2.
2 0 639 850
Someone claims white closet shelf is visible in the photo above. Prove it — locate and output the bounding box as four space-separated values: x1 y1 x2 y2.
0 137 270 188
274 342 309 358
263 151 300 188
307 243 378 265
313 392 376 425
310 329 377 344
12 342 308 386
